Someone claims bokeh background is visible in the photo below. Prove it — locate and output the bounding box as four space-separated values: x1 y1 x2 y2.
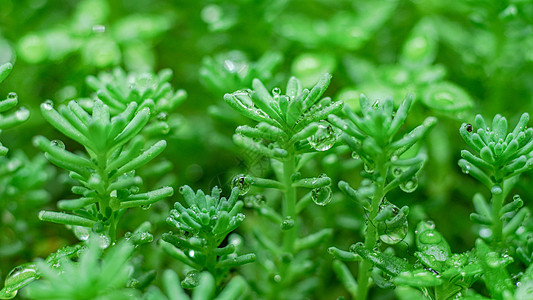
1 0 533 298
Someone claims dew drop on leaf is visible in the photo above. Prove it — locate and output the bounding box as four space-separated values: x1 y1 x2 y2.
491 185 503 195
377 200 408 245
311 186 332 206
466 123 473 132
42 100 54 110
363 163 374 174
400 177 418 193
418 231 442 244
253 194 266 206
307 121 336 151
97 234 111 249
7 92 17 100
50 139 65 150
73 226 90 241
181 270 200 289
15 107 29 121
351 151 359 159
157 112 168 121
141 204 151 210
425 220 435 229
2 263 39 296
393 167 402 177
280 216 295 230
272 87 281 95
232 174 250 195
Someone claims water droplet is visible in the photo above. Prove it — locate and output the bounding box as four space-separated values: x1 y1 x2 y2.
92 25 106 33
42 100 54 110
311 186 332 206
157 112 168 121
466 124 473 132
181 270 200 289
513 194 521 201
280 216 295 230
7 92 17 100
393 168 402 177
3 263 38 294
254 194 266 206
400 177 418 193
363 163 374 174
136 74 157 92
479 228 492 238
464 164 471 174
15 107 29 121
272 87 281 95
425 220 435 229
50 139 65 150
372 100 380 108
377 201 408 245
273 274 282 283
351 151 359 159
491 185 503 195
73 226 90 241
141 204 151 210
419 231 442 244
307 121 336 151
97 234 111 249
232 174 250 195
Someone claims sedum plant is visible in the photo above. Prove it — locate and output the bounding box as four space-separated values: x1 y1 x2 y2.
25 237 137 300
33 98 173 242
0 63 30 156
224 73 340 298
86 67 187 118
200 51 282 97
328 95 436 299
143 269 249 300
459 113 533 246
160 186 255 288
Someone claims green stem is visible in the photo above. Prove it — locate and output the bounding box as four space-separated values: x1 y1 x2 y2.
357 163 387 300
491 183 505 245
282 152 297 253
206 236 217 277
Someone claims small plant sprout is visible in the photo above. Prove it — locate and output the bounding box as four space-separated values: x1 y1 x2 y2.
200 51 282 96
33 99 173 243
25 238 138 299
161 186 256 288
86 68 187 116
224 74 339 298
143 269 249 300
459 113 533 246
0 63 30 156
328 95 436 299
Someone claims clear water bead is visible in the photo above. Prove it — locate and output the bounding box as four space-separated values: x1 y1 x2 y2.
311 186 332 206
377 201 408 245
307 121 336 151
232 174 250 195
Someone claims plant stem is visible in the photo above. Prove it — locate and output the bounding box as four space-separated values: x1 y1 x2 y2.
357 163 386 300
491 183 505 245
282 152 297 253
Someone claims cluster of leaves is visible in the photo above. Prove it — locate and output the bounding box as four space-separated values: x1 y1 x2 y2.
33 98 174 242
0 63 29 155
161 186 255 288
3 1 533 299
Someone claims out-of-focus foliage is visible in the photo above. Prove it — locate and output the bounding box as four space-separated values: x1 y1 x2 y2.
1 0 533 299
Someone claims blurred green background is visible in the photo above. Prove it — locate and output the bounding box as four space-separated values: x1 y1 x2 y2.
1 0 533 298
